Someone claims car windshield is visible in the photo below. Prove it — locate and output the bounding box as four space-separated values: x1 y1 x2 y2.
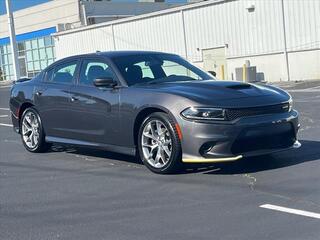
112 53 214 86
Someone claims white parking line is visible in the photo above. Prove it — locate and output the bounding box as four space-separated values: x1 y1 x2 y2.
0 115 9 117
260 204 320 219
0 123 13 127
0 108 10 111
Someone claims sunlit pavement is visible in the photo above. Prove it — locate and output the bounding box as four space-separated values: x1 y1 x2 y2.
0 83 319 240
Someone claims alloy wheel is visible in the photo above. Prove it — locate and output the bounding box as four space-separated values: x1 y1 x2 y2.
21 111 40 149
141 119 172 168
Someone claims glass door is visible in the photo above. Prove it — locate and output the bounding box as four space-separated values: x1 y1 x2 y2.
18 56 27 78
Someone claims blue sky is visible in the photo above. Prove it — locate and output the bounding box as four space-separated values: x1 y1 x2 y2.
0 0 50 15
0 0 187 15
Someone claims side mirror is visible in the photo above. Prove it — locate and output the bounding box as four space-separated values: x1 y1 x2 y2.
93 77 117 88
208 71 217 77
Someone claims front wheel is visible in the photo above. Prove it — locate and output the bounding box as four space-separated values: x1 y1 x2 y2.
138 112 182 174
20 107 51 153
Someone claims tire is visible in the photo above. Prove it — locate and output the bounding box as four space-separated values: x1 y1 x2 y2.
20 107 51 153
138 112 182 174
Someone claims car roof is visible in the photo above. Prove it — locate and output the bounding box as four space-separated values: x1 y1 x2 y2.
60 50 177 61
98 50 177 57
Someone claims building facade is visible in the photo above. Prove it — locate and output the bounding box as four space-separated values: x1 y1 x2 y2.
0 0 81 80
0 0 181 81
54 0 320 82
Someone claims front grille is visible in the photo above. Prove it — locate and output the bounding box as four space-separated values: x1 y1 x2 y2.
225 103 290 121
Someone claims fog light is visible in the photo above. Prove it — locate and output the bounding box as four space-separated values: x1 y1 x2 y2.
199 142 216 155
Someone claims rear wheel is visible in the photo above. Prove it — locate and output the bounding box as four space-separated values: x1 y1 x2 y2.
20 107 51 153
138 112 182 174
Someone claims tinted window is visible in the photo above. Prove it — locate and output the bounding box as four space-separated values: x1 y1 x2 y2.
134 62 154 79
162 60 200 80
112 54 212 86
47 61 77 84
79 60 115 86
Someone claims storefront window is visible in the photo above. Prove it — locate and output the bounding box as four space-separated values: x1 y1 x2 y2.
31 39 38 49
34 61 40 71
33 50 40 61
44 36 53 46
0 36 55 80
38 38 45 48
18 42 25 51
39 48 46 60
25 41 32 50
27 62 34 71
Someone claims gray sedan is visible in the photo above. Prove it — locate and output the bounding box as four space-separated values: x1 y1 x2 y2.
10 51 300 174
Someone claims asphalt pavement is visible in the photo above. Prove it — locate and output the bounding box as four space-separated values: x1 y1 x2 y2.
0 82 319 240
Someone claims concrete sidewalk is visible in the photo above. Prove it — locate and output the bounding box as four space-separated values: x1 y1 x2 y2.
269 79 320 90
0 80 13 87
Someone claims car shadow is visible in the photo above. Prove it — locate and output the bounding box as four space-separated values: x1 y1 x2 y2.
201 140 320 175
48 140 320 175
49 145 142 165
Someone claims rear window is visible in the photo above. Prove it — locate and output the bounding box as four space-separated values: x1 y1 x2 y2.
45 60 78 84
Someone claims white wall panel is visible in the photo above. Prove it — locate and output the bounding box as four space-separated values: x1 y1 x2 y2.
183 0 284 61
284 0 320 51
113 13 185 57
289 50 320 80
55 0 320 59
227 53 287 82
54 0 320 81
55 26 114 59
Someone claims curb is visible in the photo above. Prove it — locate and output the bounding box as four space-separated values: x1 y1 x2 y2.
0 80 14 87
269 80 320 90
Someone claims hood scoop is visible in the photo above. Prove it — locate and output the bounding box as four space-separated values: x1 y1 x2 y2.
226 83 252 90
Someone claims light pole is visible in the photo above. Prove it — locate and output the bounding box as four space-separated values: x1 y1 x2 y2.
5 0 20 81
281 0 290 81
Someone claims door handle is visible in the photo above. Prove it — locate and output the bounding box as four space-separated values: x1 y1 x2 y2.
71 96 79 102
36 91 43 96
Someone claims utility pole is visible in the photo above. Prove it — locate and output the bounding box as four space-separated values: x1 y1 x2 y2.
5 0 20 81
281 0 290 81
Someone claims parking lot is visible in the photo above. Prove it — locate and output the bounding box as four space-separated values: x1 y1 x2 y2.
0 82 319 240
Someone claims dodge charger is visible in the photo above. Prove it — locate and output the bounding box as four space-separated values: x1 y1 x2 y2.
10 51 301 174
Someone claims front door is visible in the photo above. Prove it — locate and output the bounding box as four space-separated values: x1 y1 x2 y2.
202 47 227 80
68 58 120 145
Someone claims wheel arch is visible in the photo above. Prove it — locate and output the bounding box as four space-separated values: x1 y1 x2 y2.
19 102 35 121
133 106 176 146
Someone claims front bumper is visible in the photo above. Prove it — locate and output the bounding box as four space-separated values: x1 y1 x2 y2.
178 110 300 163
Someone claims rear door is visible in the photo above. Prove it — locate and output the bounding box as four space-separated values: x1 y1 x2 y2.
67 57 121 145
34 59 80 139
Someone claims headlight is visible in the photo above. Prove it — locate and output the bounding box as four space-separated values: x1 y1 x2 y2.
181 107 226 120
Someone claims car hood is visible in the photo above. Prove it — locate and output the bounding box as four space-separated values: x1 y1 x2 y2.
136 80 290 108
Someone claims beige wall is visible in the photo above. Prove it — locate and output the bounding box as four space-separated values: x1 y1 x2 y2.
288 50 320 81
227 54 287 82
0 0 80 38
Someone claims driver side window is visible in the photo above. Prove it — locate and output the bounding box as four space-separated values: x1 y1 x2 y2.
79 60 115 86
